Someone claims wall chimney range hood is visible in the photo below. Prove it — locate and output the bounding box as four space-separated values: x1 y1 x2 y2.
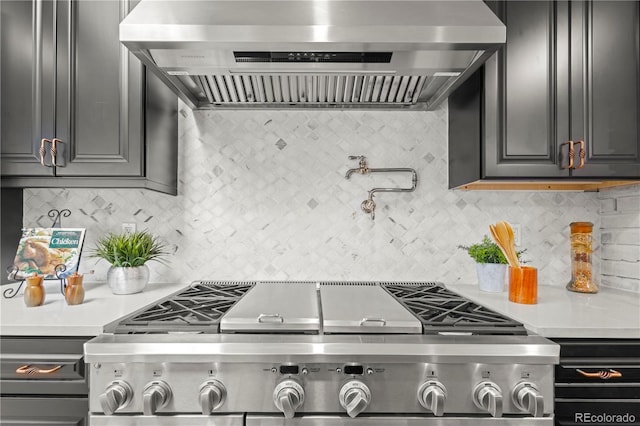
120 0 505 110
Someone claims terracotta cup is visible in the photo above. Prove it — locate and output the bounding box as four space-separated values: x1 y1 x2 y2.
509 266 538 304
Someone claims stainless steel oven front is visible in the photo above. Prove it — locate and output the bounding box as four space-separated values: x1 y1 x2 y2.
86 334 557 425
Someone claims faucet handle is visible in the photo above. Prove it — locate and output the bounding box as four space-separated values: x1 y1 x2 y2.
348 155 368 171
361 198 376 220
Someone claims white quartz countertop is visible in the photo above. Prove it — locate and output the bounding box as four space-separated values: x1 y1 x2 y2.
0 280 187 336
2 280 639 338
446 283 640 338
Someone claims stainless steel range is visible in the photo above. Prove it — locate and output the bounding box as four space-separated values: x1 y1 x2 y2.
85 281 559 425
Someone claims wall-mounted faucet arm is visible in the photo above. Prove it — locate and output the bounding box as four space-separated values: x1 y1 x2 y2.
345 156 418 220
368 168 418 198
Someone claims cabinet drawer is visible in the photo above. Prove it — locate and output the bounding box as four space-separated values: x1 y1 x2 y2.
0 396 87 426
555 401 640 426
1 354 85 381
556 365 640 384
0 336 89 395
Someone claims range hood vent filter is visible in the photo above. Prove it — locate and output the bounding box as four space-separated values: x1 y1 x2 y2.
177 74 452 107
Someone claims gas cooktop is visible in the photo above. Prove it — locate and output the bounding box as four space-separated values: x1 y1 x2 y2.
88 281 557 422
107 281 527 336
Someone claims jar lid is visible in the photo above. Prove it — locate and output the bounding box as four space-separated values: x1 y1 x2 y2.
570 222 593 233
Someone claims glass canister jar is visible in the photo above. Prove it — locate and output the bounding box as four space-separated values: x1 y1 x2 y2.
567 222 598 293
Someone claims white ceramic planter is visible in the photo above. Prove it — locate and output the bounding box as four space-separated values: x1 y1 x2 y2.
475 263 508 293
107 265 150 295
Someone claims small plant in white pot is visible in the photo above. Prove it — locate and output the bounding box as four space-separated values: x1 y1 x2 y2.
459 236 524 293
92 231 168 295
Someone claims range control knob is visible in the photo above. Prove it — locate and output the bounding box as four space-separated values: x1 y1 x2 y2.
273 380 305 419
512 382 544 417
418 381 447 416
339 380 371 418
142 381 172 415
473 381 503 417
99 380 133 415
200 380 227 414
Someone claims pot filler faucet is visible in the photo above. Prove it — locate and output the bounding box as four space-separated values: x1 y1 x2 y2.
345 156 418 220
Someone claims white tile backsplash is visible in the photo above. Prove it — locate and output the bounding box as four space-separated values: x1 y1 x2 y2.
598 184 640 292
23 101 631 290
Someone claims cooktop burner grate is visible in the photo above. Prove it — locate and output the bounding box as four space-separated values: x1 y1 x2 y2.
110 281 254 334
177 281 255 299
381 283 527 335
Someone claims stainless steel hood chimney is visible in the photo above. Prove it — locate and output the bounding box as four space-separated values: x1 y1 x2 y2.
120 0 505 110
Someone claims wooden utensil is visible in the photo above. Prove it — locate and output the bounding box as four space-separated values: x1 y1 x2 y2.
504 221 521 268
490 222 520 268
489 224 516 267
497 221 520 268
496 222 516 267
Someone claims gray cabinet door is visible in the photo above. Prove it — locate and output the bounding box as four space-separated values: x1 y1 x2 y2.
0 0 55 176
570 0 640 178
1 0 144 178
1 0 177 192
0 397 87 426
483 0 571 178
53 0 142 176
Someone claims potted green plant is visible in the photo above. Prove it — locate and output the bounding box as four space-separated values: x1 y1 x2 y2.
91 231 168 294
458 236 524 292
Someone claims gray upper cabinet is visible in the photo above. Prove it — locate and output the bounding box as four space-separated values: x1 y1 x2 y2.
483 1 571 178
1 0 178 194
449 0 640 187
1 0 56 176
54 0 142 176
569 1 640 177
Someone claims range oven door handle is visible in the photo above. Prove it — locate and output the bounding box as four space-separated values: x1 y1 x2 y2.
576 368 622 379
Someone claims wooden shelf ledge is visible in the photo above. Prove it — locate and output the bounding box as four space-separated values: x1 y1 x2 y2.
453 180 640 191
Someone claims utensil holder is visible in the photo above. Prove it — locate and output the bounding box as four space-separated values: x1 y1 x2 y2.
509 266 537 304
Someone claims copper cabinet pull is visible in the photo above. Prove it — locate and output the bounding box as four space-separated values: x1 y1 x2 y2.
560 141 575 169
16 364 63 375
51 138 63 167
576 368 622 379
574 140 586 169
39 138 53 167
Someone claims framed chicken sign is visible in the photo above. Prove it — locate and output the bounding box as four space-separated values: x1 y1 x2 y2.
11 228 85 280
